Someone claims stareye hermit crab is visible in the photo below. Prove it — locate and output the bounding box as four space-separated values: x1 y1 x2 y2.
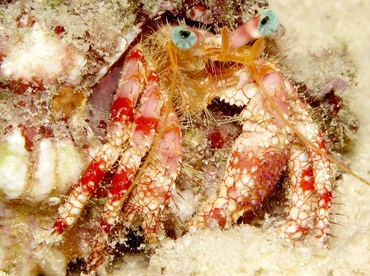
48 7 370 271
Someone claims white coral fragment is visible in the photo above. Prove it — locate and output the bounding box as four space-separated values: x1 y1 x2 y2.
0 128 29 199
0 23 86 86
31 138 56 201
55 139 85 194
30 138 85 202
0 129 85 202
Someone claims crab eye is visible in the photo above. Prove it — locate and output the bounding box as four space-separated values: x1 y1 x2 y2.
170 26 197 49
258 9 279 36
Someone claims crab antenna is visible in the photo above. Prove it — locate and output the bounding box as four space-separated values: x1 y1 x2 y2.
221 27 229 55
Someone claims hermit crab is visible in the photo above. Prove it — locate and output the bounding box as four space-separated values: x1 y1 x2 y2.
47 7 354 270
1 1 369 274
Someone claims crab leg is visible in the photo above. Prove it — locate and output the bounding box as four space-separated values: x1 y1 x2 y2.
278 141 317 240
52 47 146 234
286 86 333 242
86 65 162 269
282 130 333 242
259 76 333 242
87 107 181 269
188 130 289 229
124 106 182 245
99 66 162 233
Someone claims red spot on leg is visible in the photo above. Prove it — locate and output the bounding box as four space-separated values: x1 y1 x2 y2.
110 170 132 202
320 192 332 208
128 48 145 63
52 220 68 235
315 136 327 151
100 219 113 234
300 168 315 192
80 158 107 194
134 116 158 135
110 97 134 123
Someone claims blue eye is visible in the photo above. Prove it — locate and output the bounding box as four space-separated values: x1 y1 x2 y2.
170 26 197 49
258 9 279 36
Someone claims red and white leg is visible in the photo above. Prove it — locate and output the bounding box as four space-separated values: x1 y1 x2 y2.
123 106 182 245
279 81 333 243
278 140 317 240
98 66 162 235
188 124 289 229
86 63 164 269
87 107 181 269
305 127 333 242
52 47 147 235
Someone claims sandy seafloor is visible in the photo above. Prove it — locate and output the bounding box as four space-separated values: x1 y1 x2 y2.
124 1 370 275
